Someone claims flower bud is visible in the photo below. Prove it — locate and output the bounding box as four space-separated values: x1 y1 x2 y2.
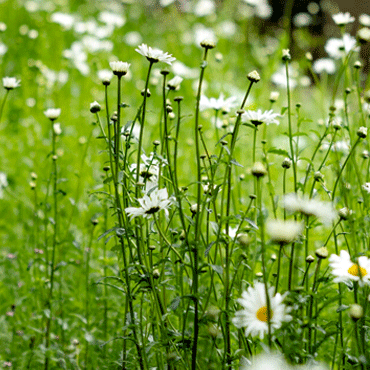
251 162 267 178
247 70 260 83
349 303 363 321
315 246 329 259
357 126 368 139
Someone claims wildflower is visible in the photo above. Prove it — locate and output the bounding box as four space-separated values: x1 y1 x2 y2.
53 123 62 135
251 162 267 177
357 27 370 44
247 70 260 83
3 77 21 90
44 108 61 121
329 250 370 286
232 282 291 339
90 101 101 113
167 75 183 90
359 14 370 27
312 58 336 74
357 126 367 138
332 12 355 26
269 91 280 103
266 220 304 245
98 69 113 85
283 193 337 225
349 304 364 321
282 158 292 169
243 0 272 20
109 61 130 76
199 93 237 113
125 188 172 219
194 0 215 17
282 49 291 61
242 109 280 126
362 182 370 193
325 34 358 60
200 39 216 49
0 172 8 199
315 246 329 259
135 43 176 65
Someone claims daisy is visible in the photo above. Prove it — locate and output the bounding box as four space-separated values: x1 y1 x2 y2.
3 77 21 90
199 93 237 113
283 194 337 225
242 109 280 126
325 34 358 60
266 219 304 245
125 188 172 219
135 43 176 65
232 282 291 340
167 75 183 91
329 250 370 286
109 61 130 76
312 58 336 74
359 14 370 27
44 108 61 121
332 12 355 26
363 182 370 193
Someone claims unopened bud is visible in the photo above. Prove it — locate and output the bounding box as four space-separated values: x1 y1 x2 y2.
315 246 329 259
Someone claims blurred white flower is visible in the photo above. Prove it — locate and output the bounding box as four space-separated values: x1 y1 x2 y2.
124 31 142 46
0 172 8 199
81 36 113 53
242 109 280 125
271 65 298 89
136 43 176 65
312 58 336 74
232 282 291 339
325 34 358 59
53 123 62 135
44 108 61 121
194 0 215 17
51 12 75 30
283 194 337 225
98 11 125 28
172 61 199 79
3 77 21 90
321 140 350 153
293 12 312 27
329 250 370 286
98 69 113 84
125 188 172 219
362 182 370 193
359 14 370 27
200 93 237 113
0 42 7 56
167 75 183 90
332 12 355 26
266 220 304 245
63 41 89 75
160 0 176 6
244 0 272 19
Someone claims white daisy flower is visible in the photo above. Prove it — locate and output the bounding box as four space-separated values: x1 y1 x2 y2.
329 250 370 286
3 77 21 90
125 188 172 219
240 352 293 370
283 194 337 225
325 34 359 60
242 109 280 126
312 58 336 74
44 108 61 121
362 182 370 193
232 282 291 340
98 69 113 84
266 219 304 245
332 12 355 26
109 61 130 76
53 123 62 135
359 14 370 27
167 75 183 90
135 43 176 65
199 93 237 113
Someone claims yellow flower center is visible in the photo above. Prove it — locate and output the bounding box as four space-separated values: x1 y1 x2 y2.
256 306 273 322
348 264 367 277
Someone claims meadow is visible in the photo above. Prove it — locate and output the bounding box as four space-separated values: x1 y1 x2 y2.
1 0 370 369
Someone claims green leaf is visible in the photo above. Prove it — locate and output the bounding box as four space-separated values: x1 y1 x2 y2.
268 148 289 157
